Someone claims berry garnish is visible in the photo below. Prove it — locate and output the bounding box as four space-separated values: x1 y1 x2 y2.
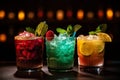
46 30 54 41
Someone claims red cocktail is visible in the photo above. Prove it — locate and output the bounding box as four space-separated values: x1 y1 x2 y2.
14 31 44 72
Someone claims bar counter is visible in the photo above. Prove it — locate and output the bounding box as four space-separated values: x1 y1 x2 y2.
0 61 120 80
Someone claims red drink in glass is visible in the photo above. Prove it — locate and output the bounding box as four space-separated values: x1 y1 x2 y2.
14 31 44 72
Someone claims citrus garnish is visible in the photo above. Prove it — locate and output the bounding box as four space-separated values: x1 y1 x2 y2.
35 21 48 36
80 41 94 56
94 40 105 53
26 21 48 37
97 32 112 42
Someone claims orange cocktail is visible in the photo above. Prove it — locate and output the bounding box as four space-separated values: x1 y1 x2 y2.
77 33 112 68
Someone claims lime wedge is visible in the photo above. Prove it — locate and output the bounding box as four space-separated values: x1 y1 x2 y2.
35 21 48 36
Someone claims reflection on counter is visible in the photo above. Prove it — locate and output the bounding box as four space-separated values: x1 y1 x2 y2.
1 63 120 80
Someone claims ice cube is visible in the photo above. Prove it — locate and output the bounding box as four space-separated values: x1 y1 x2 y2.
87 35 99 40
58 33 69 40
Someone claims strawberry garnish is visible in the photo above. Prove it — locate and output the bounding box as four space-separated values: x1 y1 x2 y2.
46 30 54 41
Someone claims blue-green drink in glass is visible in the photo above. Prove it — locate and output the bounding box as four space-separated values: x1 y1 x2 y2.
46 33 76 72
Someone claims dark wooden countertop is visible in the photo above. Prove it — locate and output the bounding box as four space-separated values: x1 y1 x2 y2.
0 61 120 80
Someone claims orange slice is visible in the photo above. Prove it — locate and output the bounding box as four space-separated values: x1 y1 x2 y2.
80 41 94 56
97 32 112 42
94 40 105 53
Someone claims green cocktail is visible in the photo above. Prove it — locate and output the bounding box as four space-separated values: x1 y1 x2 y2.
46 33 75 72
45 24 82 72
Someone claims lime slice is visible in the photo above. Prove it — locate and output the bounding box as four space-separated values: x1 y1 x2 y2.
80 41 94 56
97 32 112 42
35 21 48 36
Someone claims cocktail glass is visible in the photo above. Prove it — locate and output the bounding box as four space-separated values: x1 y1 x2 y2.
14 31 44 72
77 35 105 74
46 33 76 72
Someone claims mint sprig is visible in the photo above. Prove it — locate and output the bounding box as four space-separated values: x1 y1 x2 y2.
98 24 107 33
56 28 67 34
67 25 73 35
56 24 82 37
89 24 107 35
26 27 35 34
26 21 48 36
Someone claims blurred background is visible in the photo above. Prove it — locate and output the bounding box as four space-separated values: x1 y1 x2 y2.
0 0 120 62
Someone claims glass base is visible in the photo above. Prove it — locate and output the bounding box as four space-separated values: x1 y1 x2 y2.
48 67 73 72
79 65 103 75
17 67 42 72
14 69 43 78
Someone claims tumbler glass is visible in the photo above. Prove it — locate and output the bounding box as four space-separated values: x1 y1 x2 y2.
46 36 76 72
14 32 44 72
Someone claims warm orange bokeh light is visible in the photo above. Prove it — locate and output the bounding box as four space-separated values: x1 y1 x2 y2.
106 8 113 20
18 10 25 21
0 34 7 42
56 10 64 20
77 9 84 20
0 10 5 19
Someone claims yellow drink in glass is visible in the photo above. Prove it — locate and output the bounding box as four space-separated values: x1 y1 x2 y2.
77 33 112 74
77 35 105 67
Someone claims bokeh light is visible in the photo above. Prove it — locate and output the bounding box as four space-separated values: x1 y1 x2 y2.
37 9 44 18
98 9 104 19
27 11 34 19
87 11 94 19
66 10 73 18
56 9 64 20
0 33 7 42
8 12 15 19
106 8 113 20
0 10 5 19
18 10 25 21
115 11 120 18
47 10 54 19
77 9 84 20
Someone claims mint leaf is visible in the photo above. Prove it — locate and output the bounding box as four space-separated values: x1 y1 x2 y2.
56 24 82 37
56 28 67 34
26 27 34 33
72 24 82 37
98 24 107 32
89 24 107 35
67 25 73 35
74 24 82 32
89 31 96 35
